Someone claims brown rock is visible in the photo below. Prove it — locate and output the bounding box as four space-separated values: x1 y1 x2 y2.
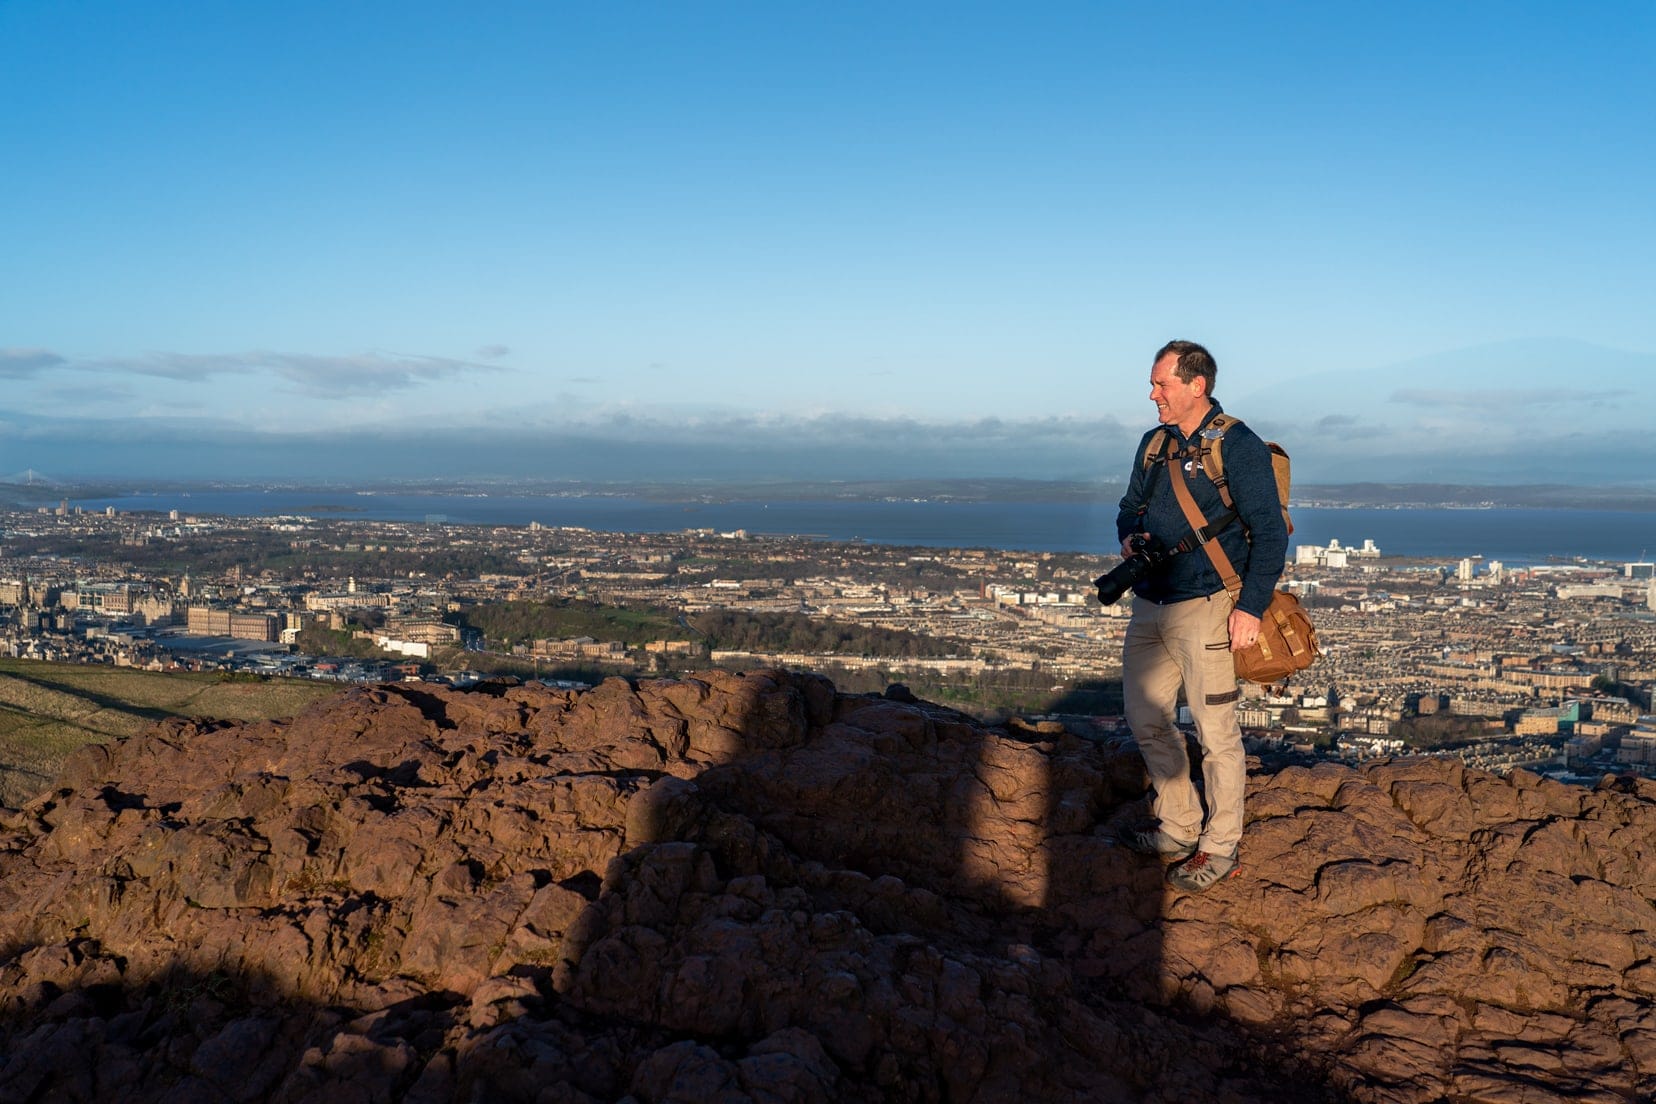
0 671 1650 1104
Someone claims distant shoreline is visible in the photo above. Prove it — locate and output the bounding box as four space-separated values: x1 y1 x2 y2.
12 487 1656 565
6 477 1656 512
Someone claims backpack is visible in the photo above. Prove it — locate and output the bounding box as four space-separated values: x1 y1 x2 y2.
1158 424 1320 684
1142 413 1294 535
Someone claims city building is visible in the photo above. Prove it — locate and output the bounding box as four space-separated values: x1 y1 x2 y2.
185 606 279 642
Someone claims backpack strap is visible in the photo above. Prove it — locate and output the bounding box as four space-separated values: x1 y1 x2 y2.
1143 414 1239 507
1140 428 1171 472
1196 412 1240 512
1175 411 1294 535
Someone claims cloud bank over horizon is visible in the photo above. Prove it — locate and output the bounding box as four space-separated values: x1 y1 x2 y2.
0 403 1139 485
10 348 503 395
1 336 1651 488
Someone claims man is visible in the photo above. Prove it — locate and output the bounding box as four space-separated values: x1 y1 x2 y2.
1115 340 1287 891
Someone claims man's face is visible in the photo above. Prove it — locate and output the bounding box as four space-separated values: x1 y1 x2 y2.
1149 353 1207 428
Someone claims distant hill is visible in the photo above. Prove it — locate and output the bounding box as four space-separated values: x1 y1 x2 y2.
1292 481 1656 510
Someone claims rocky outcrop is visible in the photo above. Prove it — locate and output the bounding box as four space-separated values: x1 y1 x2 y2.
0 669 1652 1103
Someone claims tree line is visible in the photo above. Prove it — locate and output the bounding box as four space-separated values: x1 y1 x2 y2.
687 610 968 658
461 599 679 648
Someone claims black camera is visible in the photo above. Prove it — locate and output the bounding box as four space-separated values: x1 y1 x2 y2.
1094 533 1170 606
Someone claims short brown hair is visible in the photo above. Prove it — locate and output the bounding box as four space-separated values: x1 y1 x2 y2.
1154 340 1217 397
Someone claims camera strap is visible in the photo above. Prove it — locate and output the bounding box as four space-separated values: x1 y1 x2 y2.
1180 508 1238 549
1168 454 1243 598
1151 434 1239 558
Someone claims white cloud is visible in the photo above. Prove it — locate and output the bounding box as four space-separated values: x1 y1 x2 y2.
469 407 1143 467
263 352 500 395
79 350 502 395
0 348 66 378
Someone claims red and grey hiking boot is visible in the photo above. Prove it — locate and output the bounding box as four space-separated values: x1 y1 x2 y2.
1166 849 1239 892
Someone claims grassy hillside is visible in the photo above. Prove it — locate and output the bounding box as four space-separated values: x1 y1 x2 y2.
0 659 344 808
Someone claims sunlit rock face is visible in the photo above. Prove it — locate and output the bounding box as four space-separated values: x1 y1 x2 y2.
0 670 1652 1103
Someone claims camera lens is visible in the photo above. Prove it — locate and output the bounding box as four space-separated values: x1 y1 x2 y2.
1094 555 1149 606
1095 535 1164 606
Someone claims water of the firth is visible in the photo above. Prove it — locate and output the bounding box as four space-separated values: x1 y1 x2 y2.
66 490 1656 566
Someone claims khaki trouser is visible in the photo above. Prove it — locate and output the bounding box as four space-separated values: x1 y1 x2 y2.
1123 592 1245 857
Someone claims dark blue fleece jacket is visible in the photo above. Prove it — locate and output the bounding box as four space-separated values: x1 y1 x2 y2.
1114 401 1288 617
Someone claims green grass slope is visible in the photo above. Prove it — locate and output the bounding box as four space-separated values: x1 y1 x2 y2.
0 659 343 808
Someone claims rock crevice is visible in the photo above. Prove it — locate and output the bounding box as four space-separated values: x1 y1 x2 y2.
1 669 1652 1103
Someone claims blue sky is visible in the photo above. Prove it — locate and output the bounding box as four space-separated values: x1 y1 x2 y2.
2 2 1654 485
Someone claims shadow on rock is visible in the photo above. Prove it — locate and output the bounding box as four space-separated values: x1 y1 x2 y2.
3 671 1653 1102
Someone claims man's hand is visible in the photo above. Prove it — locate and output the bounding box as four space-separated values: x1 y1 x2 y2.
1121 533 1148 558
1228 608 1262 652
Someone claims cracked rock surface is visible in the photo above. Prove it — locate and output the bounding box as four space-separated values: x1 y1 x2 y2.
0 670 1652 1102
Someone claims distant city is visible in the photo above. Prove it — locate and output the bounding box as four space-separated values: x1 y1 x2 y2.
4 496 1656 790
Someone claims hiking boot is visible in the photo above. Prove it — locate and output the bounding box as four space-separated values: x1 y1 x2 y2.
1166 850 1239 892
1119 826 1197 861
